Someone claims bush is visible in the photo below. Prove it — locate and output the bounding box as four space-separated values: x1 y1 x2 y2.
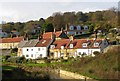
7 57 19 63
4 55 11 61
44 59 51 63
7 56 27 63
88 69 94 74
93 51 100 56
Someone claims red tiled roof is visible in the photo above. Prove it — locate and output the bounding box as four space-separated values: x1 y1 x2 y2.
53 39 70 49
42 31 62 39
68 39 99 49
72 39 90 49
55 31 62 38
0 37 24 43
91 39 102 49
42 32 53 39
35 38 52 47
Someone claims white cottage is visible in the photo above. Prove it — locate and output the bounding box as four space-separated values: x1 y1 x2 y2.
76 39 109 57
22 39 53 59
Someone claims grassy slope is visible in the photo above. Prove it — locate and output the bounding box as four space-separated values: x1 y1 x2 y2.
58 46 119 80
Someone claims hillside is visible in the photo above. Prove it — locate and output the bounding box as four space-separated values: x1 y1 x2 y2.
56 46 120 80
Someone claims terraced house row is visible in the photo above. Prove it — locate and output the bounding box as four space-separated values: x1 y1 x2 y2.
0 30 109 59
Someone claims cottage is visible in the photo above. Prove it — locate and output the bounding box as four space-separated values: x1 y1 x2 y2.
0 36 24 49
65 24 89 35
50 39 70 59
76 39 109 57
21 38 53 59
50 38 109 59
21 39 39 59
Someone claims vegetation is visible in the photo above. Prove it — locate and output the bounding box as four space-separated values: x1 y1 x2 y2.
2 45 119 80
51 46 120 80
2 65 50 80
1 7 119 38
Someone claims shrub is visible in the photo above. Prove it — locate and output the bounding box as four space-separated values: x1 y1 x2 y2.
44 59 51 63
88 69 94 74
7 57 19 63
11 48 18 53
4 55 11 61
93 51 100 56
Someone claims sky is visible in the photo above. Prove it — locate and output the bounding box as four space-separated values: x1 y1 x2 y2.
0 0 120 23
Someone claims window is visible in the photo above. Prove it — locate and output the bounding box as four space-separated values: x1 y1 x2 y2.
42 48 44 50
82 43 87 47
70 44 73 48
79 52 81 55
61 46 64 49
77 25 81 30
94 42 99 47
40 54 42 57
69 26 74 30
50 45 55 49
104 42 107 45
26 55 29 57
26 49 29 51
31 49 33 51
38 48 40 51
31 54 33 57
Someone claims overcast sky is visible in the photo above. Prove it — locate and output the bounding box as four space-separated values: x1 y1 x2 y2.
0 0 119 23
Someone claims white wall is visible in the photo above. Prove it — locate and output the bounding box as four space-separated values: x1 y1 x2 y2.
22 47 47 59
77 48 100 57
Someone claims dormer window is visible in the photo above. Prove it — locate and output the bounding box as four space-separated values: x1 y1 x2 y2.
82 43 87 47
50 45 55 49
94 42 99 47
42 40 46 44
61 46 64 49
69 26 74 30
84 25 88 30
70 44 73 48
77 25 81 30
61 44 66 49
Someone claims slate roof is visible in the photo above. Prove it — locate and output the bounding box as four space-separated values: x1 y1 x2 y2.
23 39 39 47
18 41 28 48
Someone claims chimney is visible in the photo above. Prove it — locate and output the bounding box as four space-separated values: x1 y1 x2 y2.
70 35 74 42
26 37 28 41
65 24 68 31
61 27 63 32
54 28 56 33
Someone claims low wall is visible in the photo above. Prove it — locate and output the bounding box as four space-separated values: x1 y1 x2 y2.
49 69 97 81
59 69 92 79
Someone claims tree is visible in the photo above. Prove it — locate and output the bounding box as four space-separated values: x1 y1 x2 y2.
52 12 64 31
38 18 45 26
76 12 88 23
88 24 95 33
63 12 76 25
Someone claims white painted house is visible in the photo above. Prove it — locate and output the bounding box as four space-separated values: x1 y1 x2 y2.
22 38 53 59
76 38 109 57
